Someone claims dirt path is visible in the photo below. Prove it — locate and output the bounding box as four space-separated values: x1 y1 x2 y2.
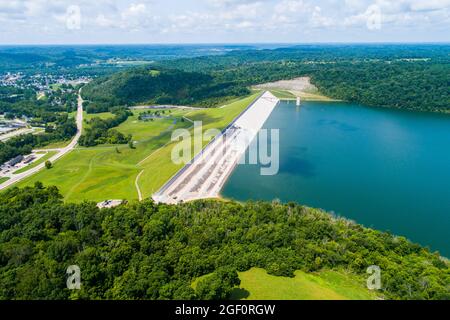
135 170 144 201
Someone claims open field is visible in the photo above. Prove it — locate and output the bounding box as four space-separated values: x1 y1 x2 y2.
13 115 191 202
50 83 63 91
37 140 71 150
13 151 57 174
118 109 187 141
191 267 378 300
0 177 9 184
230 268 378 300
84 112 115 121
269 89 297 100
293 90 338 101
271 88 337 101
11 93 260 202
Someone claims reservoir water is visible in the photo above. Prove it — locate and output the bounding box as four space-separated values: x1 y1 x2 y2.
222 100 450 257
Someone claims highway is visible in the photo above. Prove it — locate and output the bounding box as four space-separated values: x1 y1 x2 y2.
0 89 84 191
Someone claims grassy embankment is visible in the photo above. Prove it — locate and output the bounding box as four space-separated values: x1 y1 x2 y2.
0 177 9 184
12 93 260 202
270 88 338 101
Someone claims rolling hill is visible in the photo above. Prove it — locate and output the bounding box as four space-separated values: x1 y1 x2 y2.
81 67 250 111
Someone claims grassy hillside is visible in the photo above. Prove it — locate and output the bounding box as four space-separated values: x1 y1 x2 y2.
231 268 379 300
12 111 191 202
11 93 260 202
193 267 379 300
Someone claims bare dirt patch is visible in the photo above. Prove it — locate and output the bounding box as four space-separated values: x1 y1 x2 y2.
253 77 317 92
253 77 337 101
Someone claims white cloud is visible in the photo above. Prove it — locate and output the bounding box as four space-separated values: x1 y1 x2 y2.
343 0 450 30
409 0 450 12
95 14 116 28
275 0 309 13
311 6 335 28
0 0 448 43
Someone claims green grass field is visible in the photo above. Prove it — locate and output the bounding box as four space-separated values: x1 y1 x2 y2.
191 267 379 300
11 93 260 202
84 112 115 121
269 89 338 102
50 83 63 91
270 89 297 100
13 151 57 174
118 109 186 141
0 177 9 184
38 140 71 150
230 268 379 300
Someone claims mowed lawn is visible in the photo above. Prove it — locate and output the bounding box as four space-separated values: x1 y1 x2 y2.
119 109 187 142
12 93 260 202
0 177 9 184
230 268 379 300
270 89 297 100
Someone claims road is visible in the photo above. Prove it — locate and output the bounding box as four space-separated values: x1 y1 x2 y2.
0 89 84 191
0 128 36 142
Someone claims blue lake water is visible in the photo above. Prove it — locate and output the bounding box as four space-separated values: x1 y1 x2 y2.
222 100 450 257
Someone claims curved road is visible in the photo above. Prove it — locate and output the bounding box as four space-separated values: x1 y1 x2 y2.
0 89 84 191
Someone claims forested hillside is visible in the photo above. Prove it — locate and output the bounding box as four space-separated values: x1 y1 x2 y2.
157 45 449 113
81 67 250 110
0 184 448 300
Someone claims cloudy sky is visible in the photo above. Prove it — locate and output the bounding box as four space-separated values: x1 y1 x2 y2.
0 0 449 44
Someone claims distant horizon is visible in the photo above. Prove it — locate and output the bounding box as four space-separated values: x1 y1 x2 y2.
1 1 449 45
1 41 449 47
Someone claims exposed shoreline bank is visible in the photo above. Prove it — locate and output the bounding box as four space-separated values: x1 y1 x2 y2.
252 77 339 102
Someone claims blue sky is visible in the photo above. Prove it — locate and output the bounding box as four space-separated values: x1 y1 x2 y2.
0 0 449 44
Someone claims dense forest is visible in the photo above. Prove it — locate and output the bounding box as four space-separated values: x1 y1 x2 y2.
0 184 448 300
156 46 449 113
0 45 252 75
80 45 449 113
82 67 250 109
